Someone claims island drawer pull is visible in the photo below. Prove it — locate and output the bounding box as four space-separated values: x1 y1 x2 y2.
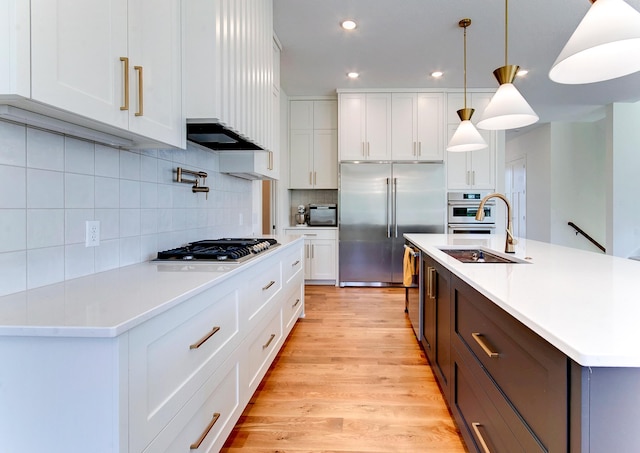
262 333 276 350
472 333 499 358
292 259 300 267
292 298 301 308
471 422 492 453
189 326 221 350
190 412 220 449
262 280 276 291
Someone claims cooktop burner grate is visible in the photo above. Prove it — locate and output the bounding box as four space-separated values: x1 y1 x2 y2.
155 238 279 262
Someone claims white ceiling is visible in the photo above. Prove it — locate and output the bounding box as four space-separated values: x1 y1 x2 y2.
273 0 640 128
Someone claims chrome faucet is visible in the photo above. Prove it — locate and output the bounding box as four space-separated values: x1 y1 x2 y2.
476 193 517 253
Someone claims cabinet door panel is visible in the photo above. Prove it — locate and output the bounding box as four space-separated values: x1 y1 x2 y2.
391 93 418 160
365 93 391 160
309 239 336 280
31 0 128 129
313 129 338 188
289 129 313 188
339 93 366 160
416 93 444 161
290 100 313 130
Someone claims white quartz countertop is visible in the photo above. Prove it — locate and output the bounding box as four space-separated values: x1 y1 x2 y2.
0 236 302 338
404 234 640 368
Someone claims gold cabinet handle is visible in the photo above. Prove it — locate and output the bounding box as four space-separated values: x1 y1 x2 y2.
120 57 129 111
262 333 276 350
471 333 500 358
418 141 422 157
292 298 301 308
313 171 317 185
190 412 220 449
292 260 300 267
309 171 313 185
189 326 220 350
262 280 275 291
134 65 143 116
471 422 492 453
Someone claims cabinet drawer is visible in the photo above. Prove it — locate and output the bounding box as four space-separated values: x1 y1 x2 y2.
244 257 282 323
452 276 567 451
143 358 241 453
282 243 304 283
283 276 304 333
247 308 283 390
453 349 544 453
284 228 337 240
129 279 241 452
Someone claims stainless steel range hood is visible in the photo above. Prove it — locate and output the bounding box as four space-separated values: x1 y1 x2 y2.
186 120 263 151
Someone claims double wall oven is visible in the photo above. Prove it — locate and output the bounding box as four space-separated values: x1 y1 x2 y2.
447 191 495 234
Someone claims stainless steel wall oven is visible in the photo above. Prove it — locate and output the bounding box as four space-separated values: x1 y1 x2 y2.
447 191 495 234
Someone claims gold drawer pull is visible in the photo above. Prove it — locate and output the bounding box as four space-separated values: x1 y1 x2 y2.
292 298 301 308
134 65 143 116
262 280 275 291
190 412 220 449
471 422 492 453
119 57 129 111
262 333 276 350
471 333 499 358
189 326 221 350
292 260 300 267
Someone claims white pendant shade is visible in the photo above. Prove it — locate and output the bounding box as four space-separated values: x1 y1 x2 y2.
549 0 640 84
477 83 539 130
447 120 488 152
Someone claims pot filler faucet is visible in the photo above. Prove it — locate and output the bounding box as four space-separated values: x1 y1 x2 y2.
476 193 517 253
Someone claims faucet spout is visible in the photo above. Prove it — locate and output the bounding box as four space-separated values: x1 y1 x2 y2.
476 193 517 253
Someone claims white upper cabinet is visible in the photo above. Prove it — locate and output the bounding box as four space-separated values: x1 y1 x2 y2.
392 92 444 161
289 100 338 189
339 92 391 161
446 92 497 190
2 0 184 148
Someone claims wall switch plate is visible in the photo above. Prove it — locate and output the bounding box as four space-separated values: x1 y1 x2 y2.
85 221 100 247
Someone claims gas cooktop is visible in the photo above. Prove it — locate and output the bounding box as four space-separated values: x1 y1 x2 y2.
154 238 279 262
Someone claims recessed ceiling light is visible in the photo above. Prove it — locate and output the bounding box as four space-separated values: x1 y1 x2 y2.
516 69 529 77
347 72 359 79
341 20 357 30
431 71 444 78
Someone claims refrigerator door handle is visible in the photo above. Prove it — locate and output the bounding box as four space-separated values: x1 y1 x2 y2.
386 177 391 238
393 178 398 237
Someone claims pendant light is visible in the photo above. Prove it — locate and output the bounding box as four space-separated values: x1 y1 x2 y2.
447 18 488 152
477 0 538 131
549 0 640 84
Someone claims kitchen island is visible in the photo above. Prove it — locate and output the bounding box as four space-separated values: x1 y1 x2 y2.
0 236 304 453
405 233 640 453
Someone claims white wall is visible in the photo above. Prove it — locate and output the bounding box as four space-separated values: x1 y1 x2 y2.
506 125 552 242
0 119 254 297
606 103 640 258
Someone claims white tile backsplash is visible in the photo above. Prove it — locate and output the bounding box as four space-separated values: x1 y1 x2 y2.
0 120 255 296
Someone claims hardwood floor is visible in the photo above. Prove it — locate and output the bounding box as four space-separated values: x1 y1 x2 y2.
222 285 467 452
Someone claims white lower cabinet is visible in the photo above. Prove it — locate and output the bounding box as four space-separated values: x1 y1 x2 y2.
0 238 304 453
283 228 337 282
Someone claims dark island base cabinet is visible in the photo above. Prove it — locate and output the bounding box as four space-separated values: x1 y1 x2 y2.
415 247 640 452
422 254 452 401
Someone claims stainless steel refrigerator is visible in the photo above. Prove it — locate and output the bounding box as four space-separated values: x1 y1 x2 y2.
339 162 445 285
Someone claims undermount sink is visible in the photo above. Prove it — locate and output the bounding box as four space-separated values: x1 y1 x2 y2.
437 248 528 264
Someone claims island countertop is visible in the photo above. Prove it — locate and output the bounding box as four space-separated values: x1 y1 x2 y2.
404 233 640 368
0 236 303 338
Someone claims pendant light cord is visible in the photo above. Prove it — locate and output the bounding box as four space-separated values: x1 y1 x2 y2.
504 0 509 66
463 23 468 109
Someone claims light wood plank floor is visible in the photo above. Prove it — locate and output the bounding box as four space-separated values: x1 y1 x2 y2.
222 285 467 452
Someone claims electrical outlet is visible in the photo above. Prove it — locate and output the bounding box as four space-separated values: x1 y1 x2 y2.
85 220 100 247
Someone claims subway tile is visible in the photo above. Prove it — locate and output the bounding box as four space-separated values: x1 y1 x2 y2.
95 144 120 177
65 173 95 209
26 168 61 209
140 234 158 261
119 179 140 208
64 136 95 175
120 150 140 181
0 209 26 252
0 120 26 166
65 209 94 245
0 166 25 210
27 246 64 289
26 128 64 171
140 209 158 235
119 236 141 266
0 251 27 296
157 158 174 184
140 154 157 182
140 182 158 209
95 176 120 209
27 209 64 249
95 209 119 240
64 243 95 280
95 239 120 272
157 183 173 208
120 209 141 237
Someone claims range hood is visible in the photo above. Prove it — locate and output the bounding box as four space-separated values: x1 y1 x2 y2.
186 121 263 151
218 151 274 181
